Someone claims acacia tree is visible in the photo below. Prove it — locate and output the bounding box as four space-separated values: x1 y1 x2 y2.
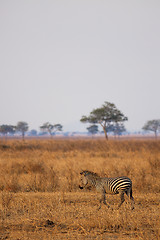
142 119 160 139
87 125 99 137
40 122 63 137
16 121 29 140
106 122 126 137
0 125 16 137
80 101 128 140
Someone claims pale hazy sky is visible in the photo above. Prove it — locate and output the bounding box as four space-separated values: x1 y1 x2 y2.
0 0 160 132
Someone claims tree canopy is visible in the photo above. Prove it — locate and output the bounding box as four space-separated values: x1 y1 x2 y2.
40 122 63 137
106 122 126 136
87 125 99 136
142 119 160 138
81 101 128 139
0 125 16 136
16 121 29 140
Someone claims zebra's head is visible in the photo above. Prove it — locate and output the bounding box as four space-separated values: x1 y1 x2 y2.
79 171 89 189
79 170 98 189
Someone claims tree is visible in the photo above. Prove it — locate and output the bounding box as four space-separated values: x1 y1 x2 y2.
106 122 126 137
0 125 16 137
80 101 128 140
142 119 160 138
16 121 29 140
87 125 99 137
40 122 63 137
29 129 37 136
53 124 63 134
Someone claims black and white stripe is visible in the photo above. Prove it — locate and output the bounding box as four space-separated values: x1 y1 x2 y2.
107 176 132 193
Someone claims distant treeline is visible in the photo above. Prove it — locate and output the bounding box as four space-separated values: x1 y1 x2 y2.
1 101 160 139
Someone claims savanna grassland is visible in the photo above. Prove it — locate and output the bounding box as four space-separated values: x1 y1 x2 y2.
0 138 160 239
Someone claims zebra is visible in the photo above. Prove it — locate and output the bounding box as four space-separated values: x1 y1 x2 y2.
79 170 134 210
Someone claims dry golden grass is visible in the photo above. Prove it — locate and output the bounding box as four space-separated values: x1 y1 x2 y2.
0 138 160 239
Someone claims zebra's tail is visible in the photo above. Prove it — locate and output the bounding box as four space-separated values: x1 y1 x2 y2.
130 188 134 200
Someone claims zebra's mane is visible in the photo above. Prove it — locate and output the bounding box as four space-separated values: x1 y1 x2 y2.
81 170 100 178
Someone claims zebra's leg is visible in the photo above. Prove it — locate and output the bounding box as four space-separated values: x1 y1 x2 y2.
117 192 125 209
98 198 103 210
102 193 110 208
130 188 135 210
98 191 110 210
125 189 135 210
125 189 131 204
